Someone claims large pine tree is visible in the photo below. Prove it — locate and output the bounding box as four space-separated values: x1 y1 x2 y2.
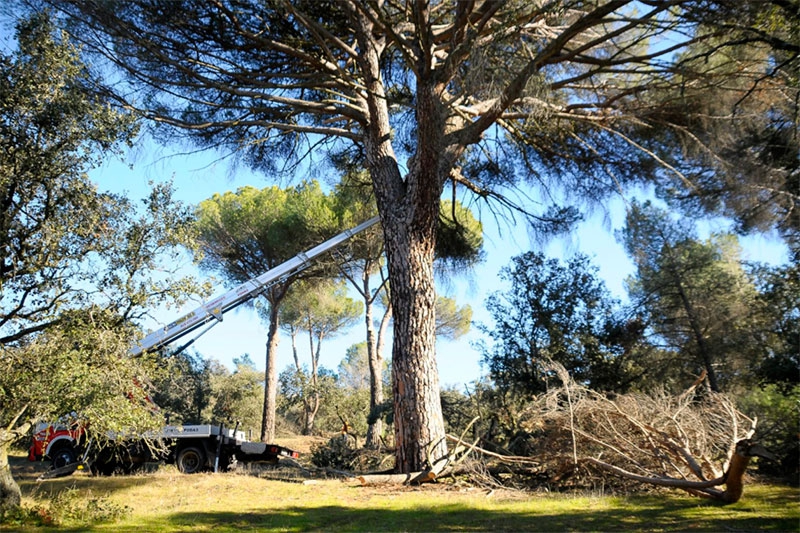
42 0 792 472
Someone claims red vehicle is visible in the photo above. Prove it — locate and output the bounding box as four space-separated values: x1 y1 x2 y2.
28 417 84 469
29 218 378 476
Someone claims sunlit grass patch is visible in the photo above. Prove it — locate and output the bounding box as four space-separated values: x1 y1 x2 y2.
7 450 799 532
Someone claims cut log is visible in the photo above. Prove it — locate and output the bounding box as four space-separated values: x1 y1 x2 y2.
356 446 462 486
356 471 438 485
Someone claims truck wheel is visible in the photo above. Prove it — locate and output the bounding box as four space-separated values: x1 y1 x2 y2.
176 447 205 474
51 445 77 470
92 461 117 476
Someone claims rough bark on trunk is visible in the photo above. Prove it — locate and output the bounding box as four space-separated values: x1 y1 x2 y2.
260 303 280 443
0 440 21 512
350 3 448 474
386 224 448 472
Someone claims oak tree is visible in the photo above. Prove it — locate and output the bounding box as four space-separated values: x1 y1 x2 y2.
479 251 644 396
0 13 204 510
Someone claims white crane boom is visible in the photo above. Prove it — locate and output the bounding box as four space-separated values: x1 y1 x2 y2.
130 216 380 357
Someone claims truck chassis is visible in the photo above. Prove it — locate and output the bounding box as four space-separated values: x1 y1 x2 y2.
31 422 298 477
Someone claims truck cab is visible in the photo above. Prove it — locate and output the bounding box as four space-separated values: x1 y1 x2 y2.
29 418 83 470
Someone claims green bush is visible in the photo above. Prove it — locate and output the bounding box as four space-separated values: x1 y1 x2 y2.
0 504 52 528
739 384 800 480
310 433 358 470
1 488 130 528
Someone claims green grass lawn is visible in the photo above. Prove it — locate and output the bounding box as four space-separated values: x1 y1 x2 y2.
5 451 799 532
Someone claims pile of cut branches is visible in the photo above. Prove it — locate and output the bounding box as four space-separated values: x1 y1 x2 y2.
365 364 772 503
469 365 774 502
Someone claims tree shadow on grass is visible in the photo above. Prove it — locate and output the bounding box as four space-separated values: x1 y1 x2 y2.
11 451 158 497
155 496 799 533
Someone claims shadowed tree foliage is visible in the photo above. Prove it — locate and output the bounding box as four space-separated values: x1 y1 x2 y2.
204 355 265 438
647 2 800 247
150 350 212 425
479 251 645 397
751 260 800 391
620 201 763 393
39 0 792 472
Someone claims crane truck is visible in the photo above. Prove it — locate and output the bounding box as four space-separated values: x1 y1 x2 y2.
28 216 380 477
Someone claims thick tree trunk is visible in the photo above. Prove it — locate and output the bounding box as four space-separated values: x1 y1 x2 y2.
385 224 448 473
350 2 448 474
260 304 280 443
0 440 21 512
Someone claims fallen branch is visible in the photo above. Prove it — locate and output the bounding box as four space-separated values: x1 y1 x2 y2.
444 434 541 466
587 439 776 503
356 471 437 485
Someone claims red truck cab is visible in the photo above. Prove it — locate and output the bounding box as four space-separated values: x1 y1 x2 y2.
28 418 83 468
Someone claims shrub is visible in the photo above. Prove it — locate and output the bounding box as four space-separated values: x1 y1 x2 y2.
47 488 130 526
310 433 358 470
739 384 800 480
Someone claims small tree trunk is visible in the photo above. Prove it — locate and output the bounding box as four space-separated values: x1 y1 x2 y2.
308 329 322 434
290 326 300 371
0 440 21 512
673 270 721 391
260 303 280 443
364 295 383 448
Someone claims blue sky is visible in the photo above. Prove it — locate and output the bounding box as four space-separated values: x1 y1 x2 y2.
91 139 790 387
1 11 789 387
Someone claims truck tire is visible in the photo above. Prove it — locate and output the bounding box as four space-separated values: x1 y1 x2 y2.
176 446 205 474
91 460 118 477
50 444 77 471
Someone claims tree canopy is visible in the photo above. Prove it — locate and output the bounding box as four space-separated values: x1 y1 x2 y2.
0 12 140 344
621 201 762 392
479 251 644 396
195 181 343 442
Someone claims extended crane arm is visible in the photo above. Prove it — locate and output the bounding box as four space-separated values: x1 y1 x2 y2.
130 216 380 357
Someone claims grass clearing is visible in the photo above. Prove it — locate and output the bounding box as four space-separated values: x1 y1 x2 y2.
5 450 798 532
